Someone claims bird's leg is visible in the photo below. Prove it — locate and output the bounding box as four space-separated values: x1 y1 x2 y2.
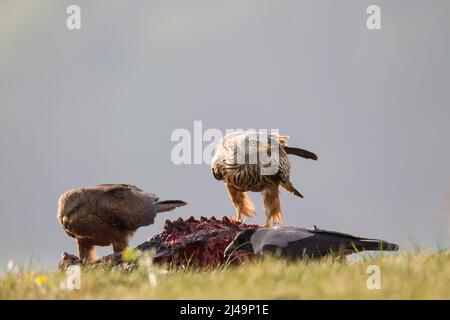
236 210 242 223
263 216 271 229
77 238 97 262
262 186 282 228
226 185 255 222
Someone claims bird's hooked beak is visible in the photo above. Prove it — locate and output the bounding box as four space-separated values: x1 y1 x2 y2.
62 216 71 228
224 241 238 257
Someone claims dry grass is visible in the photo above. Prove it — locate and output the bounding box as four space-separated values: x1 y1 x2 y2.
1 251 449 299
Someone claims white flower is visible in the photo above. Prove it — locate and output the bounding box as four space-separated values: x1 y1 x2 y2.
148 272 157 287
6 260 19 273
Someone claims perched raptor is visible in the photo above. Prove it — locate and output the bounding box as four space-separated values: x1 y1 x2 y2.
224 226 399 259
211 131 317 227
57 183 187 262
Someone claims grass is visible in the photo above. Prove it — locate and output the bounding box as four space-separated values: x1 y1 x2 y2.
0 251 449 299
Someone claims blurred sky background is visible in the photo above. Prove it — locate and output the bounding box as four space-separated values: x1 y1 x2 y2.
1 0 450 269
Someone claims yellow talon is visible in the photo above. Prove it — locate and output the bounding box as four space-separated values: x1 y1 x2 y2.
263 217 271 228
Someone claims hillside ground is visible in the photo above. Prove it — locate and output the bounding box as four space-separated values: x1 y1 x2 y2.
1 251 449 299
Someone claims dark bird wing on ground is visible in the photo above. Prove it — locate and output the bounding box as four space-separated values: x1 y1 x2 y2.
252 226 399 259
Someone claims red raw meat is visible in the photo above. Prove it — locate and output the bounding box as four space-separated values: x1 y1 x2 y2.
59 216 258 269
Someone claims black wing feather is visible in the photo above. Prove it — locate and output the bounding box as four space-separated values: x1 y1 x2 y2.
284 146 318 160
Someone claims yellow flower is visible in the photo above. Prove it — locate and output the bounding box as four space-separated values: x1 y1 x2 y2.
35 274 47 286
122 248 136 262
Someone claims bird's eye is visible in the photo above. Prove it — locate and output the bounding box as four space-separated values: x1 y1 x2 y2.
69 206 79 215
250 140 256 146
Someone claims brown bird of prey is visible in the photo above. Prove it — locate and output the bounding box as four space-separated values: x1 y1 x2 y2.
57 184 187 262
211 131 317 228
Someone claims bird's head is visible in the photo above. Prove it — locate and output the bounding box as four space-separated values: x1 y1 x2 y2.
231 132 273 163
57 189 86 229
224 228 258 257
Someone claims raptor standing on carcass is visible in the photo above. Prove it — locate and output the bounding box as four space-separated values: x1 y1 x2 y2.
211 131 318 227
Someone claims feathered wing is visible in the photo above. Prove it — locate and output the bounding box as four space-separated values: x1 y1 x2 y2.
89 184 157 230
274 137 317 198
308 226 399 254
280 181 303 198
269 227 400 258
284 146 318 160
258 226 399 258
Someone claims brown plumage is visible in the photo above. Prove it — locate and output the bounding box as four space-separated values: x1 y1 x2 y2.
57 184 187 262
211 131 317 227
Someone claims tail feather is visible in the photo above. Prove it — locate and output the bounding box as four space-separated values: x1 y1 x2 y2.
352 239 399 252
280 182 303 198
284 146 318 160
311 226 399 255
155 200 187 213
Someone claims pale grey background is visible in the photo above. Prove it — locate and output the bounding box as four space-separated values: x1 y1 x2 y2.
1 0 449 269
